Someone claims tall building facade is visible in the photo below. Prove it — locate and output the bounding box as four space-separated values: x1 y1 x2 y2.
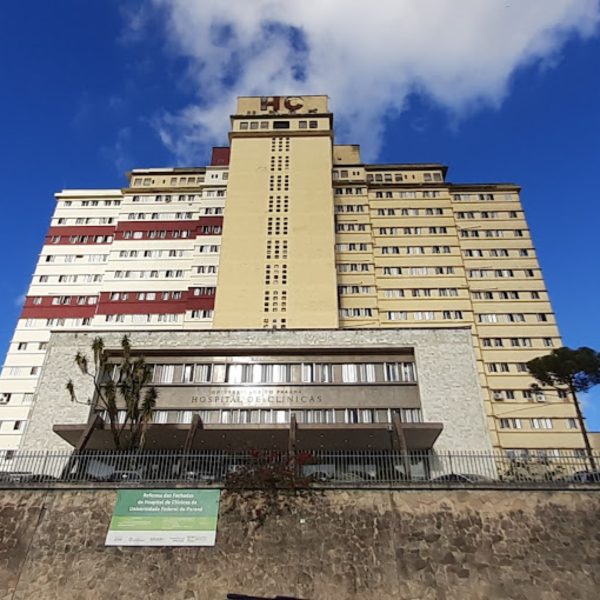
0 95 587 457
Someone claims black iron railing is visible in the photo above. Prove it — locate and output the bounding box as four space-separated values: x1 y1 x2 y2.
0 449 599 488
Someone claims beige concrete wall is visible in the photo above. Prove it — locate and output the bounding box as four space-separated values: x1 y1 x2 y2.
213 125 338 329
1 488 599 600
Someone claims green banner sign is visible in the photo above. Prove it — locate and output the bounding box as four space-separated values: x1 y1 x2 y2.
105 489 220 546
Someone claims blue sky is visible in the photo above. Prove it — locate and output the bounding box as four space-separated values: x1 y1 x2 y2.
1 1 599 427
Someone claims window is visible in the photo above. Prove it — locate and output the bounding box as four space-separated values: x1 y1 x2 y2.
500 418 522 430
478 314 498 323
531 418 553 430
384 362 416 383
414 311 435 321
339 308 374 318
442 311 462 320
510 338 532 347
152 364 175 384
13 421 23 431
191 309 214 318
387 311 407 321
273 121 290 129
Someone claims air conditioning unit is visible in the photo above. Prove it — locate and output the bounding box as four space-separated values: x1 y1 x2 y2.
493 392 503 401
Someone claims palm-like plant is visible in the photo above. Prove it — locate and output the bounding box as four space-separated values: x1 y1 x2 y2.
66 335 158 451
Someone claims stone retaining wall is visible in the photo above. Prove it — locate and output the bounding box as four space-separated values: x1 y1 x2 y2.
0 488 598 599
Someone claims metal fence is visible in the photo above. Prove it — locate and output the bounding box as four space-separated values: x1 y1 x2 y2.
1 449 599 488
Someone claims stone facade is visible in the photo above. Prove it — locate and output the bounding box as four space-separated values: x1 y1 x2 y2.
0 488 599 599
22 327 492 454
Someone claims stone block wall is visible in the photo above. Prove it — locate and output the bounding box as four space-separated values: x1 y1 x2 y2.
0 488 599 599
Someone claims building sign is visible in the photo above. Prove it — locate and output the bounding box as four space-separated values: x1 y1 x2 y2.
156 385 419 409
260 96 304 112
105 489 220 546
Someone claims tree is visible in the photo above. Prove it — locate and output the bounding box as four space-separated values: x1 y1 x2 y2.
527 346 600 470
66 335 158 451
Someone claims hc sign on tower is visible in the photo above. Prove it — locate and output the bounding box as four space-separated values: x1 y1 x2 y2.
260 96 304 112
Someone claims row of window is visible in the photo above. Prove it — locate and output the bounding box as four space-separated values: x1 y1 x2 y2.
460 229 527 238
31 295 98 306
492 389 568 401
0 393 34 405
334 187 365 195
18 313 211 329
498 417 578 430
239 119 319 130
338 287 460 297
482 337 555 348
337 286 541 300
131 175 209 187
102 407 423 426
3 366 41 377
456 211 520 219
453 193 515 202
130 193 209 203
104 311 214 324
468 269 538 279
143 361 417 385
377 226 449 235
121 226 221 239
59 199 121 207
366 172 443 183
339 309 464 321
118 249 186 259
379 266 456 276
465 249 531 258
113 269 186 279
374 190 443 199
43 254 108 263
13 342 47 352
336 243 370 252
487 362 532 374
37 274 103 283
381 245 453 255
373 207 445 216
478 313 550 324
127 212 194 221
53 217 115 226
107 287 215 301
130 193 205 203
50 235 113 244
332 169 363 179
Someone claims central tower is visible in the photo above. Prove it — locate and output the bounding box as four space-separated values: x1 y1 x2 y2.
212 95 339 329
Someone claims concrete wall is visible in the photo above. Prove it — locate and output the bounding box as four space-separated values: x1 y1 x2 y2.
0 488 599 599
22 328 492 454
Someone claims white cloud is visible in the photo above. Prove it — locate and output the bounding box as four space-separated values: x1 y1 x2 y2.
130 0 600 161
